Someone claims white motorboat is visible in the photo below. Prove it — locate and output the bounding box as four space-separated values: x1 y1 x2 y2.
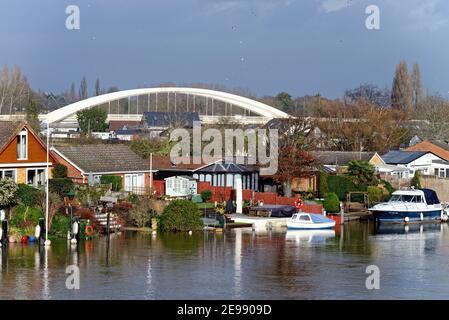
286 213 336 230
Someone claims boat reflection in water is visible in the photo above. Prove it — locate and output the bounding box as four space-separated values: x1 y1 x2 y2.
285 229 336 245
374 222 443 235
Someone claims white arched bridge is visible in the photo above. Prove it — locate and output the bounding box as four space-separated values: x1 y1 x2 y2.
43 87 289 125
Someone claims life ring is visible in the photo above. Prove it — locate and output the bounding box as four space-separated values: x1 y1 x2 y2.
294 198 304 210
85 225 94 237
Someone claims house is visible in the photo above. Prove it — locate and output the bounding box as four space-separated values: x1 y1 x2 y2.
165 176 197 197
406 140 449 162
151 155 214 180
380 150 449 178
51 144 157 194
312 151 383 174
0 121 55 187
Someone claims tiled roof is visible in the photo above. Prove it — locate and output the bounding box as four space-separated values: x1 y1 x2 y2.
52 144 151 173
0 121 23 152
195 161 258 174
312 151 376 166
406 140 449 161
381 150 428 164
151 155 212 171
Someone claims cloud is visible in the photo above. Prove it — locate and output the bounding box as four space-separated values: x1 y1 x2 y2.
319 0 352 13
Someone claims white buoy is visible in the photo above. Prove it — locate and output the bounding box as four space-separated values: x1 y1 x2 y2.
442 215 448 222
72 222 79 235
35 225 41 238
188 230 193 235
404 216 410 223
44 239 51 246
70 238 77 245
420 213 424 221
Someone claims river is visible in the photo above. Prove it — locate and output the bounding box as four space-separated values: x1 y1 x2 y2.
1 221 449 299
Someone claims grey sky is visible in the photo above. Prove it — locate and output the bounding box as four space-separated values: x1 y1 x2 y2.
0 0 448 98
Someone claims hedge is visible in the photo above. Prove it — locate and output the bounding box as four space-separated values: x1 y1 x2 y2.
319 172 329 198
159 199 203 232
327 175 366 201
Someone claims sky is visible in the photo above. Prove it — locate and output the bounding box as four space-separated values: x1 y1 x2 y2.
0 0 448 99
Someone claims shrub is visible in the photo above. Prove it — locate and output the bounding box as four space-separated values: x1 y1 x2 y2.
319 171 329 198
100 175 122 192
200 189 212 202
49 178 74 198
10 204 43 229
323 192 340 213
411 171 421 189
367 186 382 205
50 214 70 238
129 198 151 228
159 199 203 232
17 184 41 207
347 160 376 186
0 179 19 207
53 164 68 179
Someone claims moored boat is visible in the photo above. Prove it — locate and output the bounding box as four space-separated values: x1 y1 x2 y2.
286 213 336 230
369 188 445 224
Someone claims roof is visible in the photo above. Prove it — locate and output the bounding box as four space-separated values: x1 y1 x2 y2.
312 151 376 166
52 144 152 174
195 161 258 174
381 150 428 164
406 140 449 162
0 121 23 152
108 121 141 132
151 155 213 171
165 175 197 181
142 112 200 128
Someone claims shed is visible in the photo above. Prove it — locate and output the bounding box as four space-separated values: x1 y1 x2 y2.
165 175 198 197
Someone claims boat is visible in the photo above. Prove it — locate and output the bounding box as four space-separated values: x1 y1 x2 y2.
286 213 336 230
369 188 445 224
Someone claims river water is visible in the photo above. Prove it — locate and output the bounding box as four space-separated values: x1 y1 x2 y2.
1 221 449 300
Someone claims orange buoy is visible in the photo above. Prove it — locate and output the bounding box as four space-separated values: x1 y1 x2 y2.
85 225 94 237
294 198 304 210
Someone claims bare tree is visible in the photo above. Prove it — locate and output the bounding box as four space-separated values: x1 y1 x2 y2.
391 61 413 112
0 66 31 115
95 78 101 96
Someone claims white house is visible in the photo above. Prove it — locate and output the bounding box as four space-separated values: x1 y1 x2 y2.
381 151 449 177
165 176 198 197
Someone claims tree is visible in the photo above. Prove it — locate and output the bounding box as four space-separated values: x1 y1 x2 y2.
76 108 108 134
94 78 101 96
69 82 77 102
0 179 19 207
391 61 413 112
347 160 376 186
37 191 63 231
275 92 294 111
130 138 173 159
411 63 423 108
344 84 390 108
129 198 151 228
415 95 449 140
0 66 31 115
53 164 68 179
323 192 340 213
200 190 212 202
411 171 421 189
25 99 41 133
79 76 88 100
272 117 318 197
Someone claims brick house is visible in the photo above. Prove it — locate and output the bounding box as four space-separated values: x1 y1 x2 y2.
0 121 55 186
51 144 156 194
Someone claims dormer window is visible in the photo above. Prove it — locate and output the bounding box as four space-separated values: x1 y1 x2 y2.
17 129 28 160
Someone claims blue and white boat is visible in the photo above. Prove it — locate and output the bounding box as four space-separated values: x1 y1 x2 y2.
287 213 336 230
369 188 445 223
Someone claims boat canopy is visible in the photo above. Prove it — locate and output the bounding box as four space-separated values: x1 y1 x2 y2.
308 214 335 223
420 188 440 205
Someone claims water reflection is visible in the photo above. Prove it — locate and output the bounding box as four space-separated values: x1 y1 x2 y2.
285 230 336 245
1 222 449 299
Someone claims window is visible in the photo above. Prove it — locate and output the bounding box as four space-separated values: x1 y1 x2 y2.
17 129 28 160
182 180 187 189
299 215 311 221
0 170 16 182
27 168 46 187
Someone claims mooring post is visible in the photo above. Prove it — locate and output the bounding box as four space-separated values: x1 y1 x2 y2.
340 202 345 225
38 218 45 246
106 212 110 238
1 220 8 245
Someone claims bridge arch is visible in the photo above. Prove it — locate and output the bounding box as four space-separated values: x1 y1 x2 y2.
44 87 289 124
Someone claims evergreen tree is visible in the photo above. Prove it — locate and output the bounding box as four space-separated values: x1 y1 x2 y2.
95 78 101 96
79 77 88 100
411 63 423 108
